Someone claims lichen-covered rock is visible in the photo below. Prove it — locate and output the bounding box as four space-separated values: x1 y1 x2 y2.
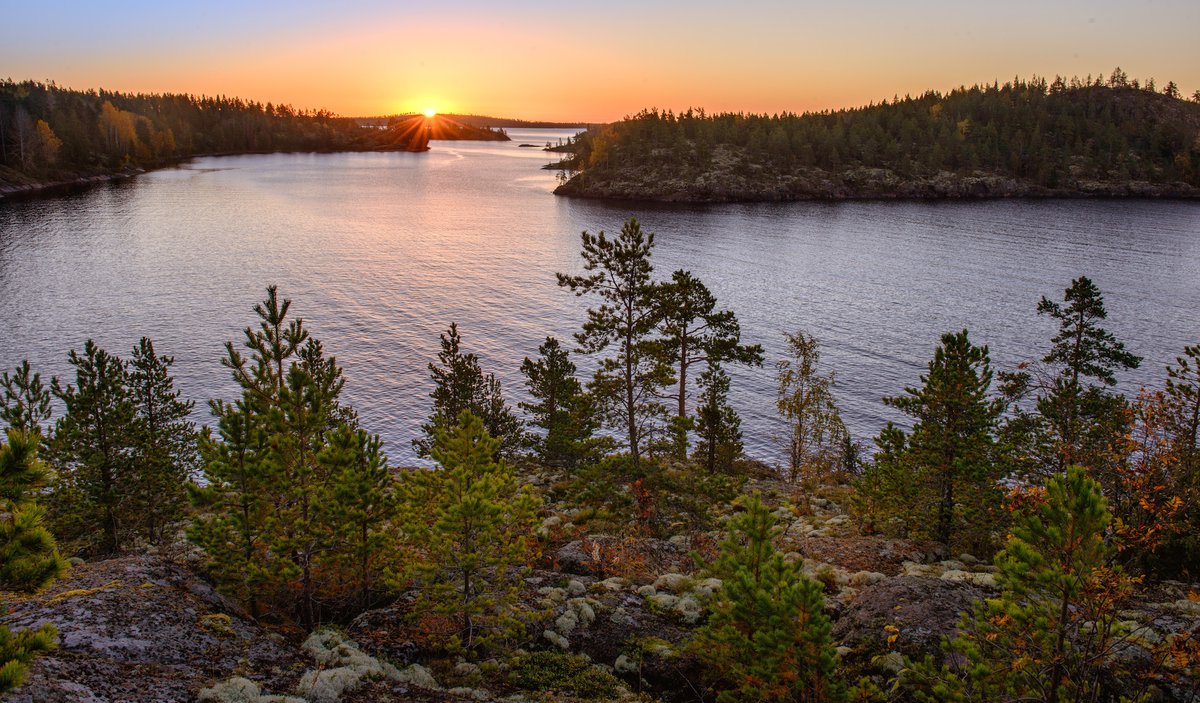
652 573 693 593
832 576 983 661
3 555 305 703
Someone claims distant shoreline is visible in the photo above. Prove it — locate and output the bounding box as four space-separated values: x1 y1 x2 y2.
0 143 501 202
552 170 1200 203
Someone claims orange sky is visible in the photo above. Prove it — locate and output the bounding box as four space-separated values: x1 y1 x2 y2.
4 2 1199 122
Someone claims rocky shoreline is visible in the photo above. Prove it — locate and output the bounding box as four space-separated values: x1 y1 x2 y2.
0 140 531 202
0 171 145 201
553 161 1200 203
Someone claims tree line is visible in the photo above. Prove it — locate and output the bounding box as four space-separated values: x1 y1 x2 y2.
561 71 1200 190
0 80 443 188
1 217 1197 699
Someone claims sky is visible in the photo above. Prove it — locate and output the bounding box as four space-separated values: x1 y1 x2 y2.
3 0 1198 122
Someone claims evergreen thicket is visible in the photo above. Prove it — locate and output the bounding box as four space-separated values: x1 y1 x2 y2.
188 286 396 626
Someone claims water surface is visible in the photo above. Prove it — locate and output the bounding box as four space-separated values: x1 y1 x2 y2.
2 129 1198 464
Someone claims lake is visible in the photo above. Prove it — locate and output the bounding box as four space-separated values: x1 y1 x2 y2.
2 128 1198 465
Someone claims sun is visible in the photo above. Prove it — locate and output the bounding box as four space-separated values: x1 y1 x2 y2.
422 108 437 118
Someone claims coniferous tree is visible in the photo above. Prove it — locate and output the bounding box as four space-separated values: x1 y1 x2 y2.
0 616 56 696
415 323 522 459
190 286 389 626
0 431 65 695
657 270 762 458
776 331 847 483
519 337 599 468
320 426 396 612
402 411 540 654
0 361 52 439
49 340 137 555
0 430 68 591
1006 277 1141 479
903 466 1143 703
694 493 843 703
270 337 347 628
883 330 1002 547
127 337 197 544
851 423 918 535
190 287 308 617
557 217 672 468
189 397 277 619
694 364 743 473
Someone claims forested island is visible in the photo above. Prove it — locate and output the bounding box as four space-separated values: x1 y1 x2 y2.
0 81 507 198
553 73 1200 201
1 218 1197 702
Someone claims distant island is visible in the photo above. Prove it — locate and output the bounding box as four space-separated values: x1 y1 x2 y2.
0 81 507 198
357 114 592 130
553 74 1200 202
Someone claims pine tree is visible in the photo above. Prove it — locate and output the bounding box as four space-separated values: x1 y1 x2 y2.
319 425 396 612
0 430 68 591
188 397 278 619
49 340 137 555
903 466 1142 703
401 411 540 654
776 331 846 483
884 330 1002 547
519 337 599 468
127 337 197 544
851 423 918 535
190 286 305 616
270 337 346 628
557 217 672 468
0 430 65 695
415 323 523 459
190 286 389 626
694 493 843 703
0 361 52 438
694 364 743 473
657 270 762 458
1028 276 1141 475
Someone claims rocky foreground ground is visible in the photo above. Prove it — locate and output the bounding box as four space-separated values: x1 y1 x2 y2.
3 484 1198 703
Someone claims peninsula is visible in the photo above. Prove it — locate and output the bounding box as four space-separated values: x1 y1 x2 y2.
0 81 508 199
553 76 1200 202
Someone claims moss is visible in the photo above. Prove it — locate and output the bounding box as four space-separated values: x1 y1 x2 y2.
510 650 623 700
47 579 121 603
199 613 235 638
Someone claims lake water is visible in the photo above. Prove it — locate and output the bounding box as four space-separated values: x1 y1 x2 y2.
2 129 1198 465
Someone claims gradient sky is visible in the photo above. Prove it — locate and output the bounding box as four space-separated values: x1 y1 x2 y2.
4 0 1198 122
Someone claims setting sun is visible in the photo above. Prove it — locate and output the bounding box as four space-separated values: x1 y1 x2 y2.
422 108 437 118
